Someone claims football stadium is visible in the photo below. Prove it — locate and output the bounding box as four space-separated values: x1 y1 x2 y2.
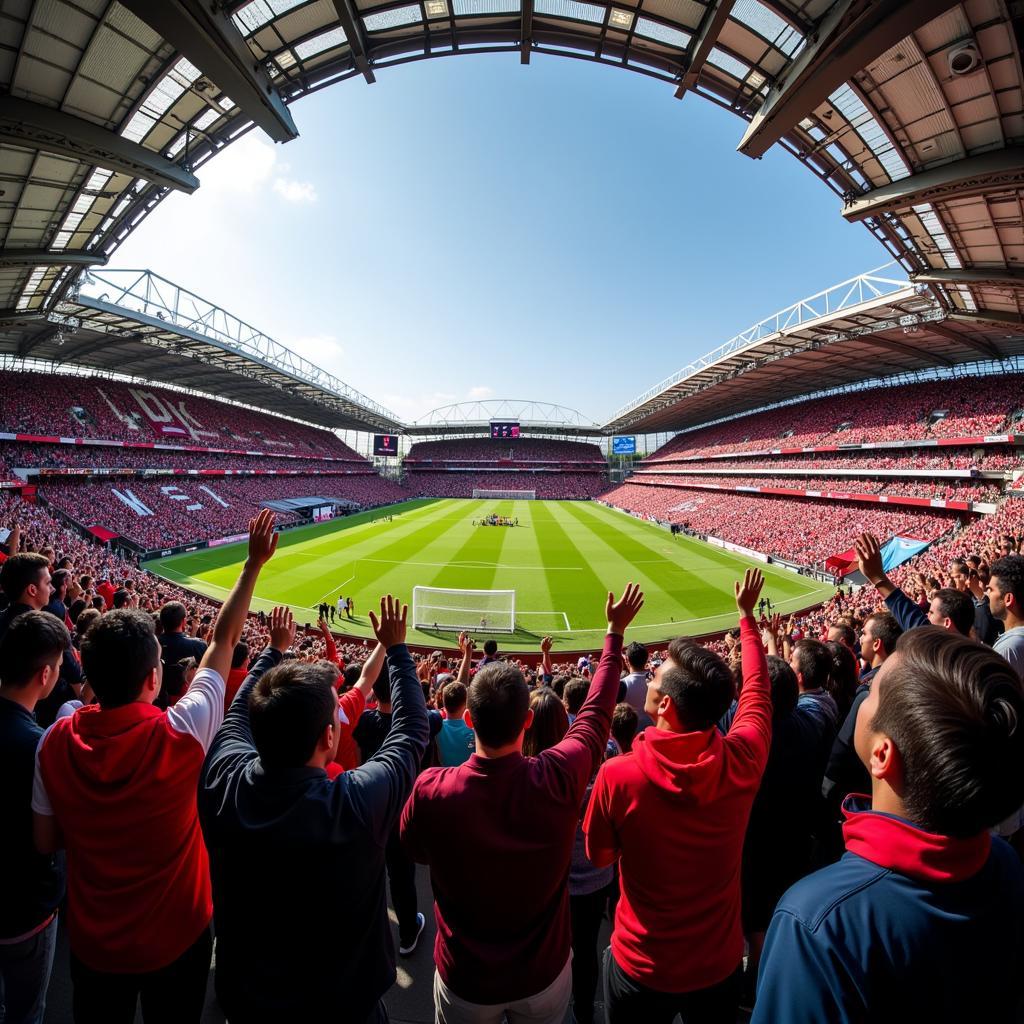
4 2 1024 1023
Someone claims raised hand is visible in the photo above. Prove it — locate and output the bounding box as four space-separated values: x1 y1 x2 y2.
369 594 408 648
247 508 278 568
458 630 474 655
268 606 296 653
734 568 764 618
605 583 645 635
855 532 887 587
540 636 553 655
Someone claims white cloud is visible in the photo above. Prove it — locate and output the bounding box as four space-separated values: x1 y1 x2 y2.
467 385 494 400
283 333 345 370
197 134 276 194
378 390 457 423
272 178 318 203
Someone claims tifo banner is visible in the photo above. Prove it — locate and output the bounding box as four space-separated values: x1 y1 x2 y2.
880 536 931 572
825 535 932 577
824 548 858 577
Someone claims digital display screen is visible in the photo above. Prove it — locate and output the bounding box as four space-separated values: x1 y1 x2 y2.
490 421 520 439
374 434 399 456
612 436 637 455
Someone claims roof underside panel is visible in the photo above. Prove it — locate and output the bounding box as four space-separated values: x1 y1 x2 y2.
0 0 1022 435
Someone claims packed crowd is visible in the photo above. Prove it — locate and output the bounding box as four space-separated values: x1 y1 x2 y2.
0 443 364 476
3 502 1023 1024
407 471 607 500
646 375 1024 460
40 474 410 550
630 472 1003 504
658 448 1022 472
405 439 606 463
601 483 958 565
0 371 362 456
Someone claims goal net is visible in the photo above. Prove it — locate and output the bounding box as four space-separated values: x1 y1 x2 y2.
473 489 536 500
413 586 516 633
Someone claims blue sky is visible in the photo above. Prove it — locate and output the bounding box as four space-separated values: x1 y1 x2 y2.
115 53 888 425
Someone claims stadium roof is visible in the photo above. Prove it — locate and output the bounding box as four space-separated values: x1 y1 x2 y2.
603 262 1024 434
2 1 1024 436
407 399 601 437
0 268 403 432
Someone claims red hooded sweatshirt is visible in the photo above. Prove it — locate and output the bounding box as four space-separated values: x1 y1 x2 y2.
584 616 771 993
34 668 224 972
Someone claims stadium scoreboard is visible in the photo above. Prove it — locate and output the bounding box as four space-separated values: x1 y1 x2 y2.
612 436 637 455
373 434 399 456
490 421 520 439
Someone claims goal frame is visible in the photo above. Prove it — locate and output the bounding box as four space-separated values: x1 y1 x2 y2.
412 585 517 633
472 488 536 500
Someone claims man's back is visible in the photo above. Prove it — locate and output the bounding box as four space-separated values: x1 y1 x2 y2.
753 821 1024 1022
160 629 206 665
401 633 623 1005
34 667 223 972
585 617 770 994
199 645 428 1020
435 716 474 766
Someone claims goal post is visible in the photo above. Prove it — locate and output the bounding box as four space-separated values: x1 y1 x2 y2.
472 488 536 500
412 586 516 633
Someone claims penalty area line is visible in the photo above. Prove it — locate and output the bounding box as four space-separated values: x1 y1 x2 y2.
317 573 356 604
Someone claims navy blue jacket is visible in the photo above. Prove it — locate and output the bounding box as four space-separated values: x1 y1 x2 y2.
198 643 429 1021
753 800 1024 1023
0 696 65 938
883 586 927 632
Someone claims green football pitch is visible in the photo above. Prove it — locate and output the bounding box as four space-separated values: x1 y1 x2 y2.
143 498 833 652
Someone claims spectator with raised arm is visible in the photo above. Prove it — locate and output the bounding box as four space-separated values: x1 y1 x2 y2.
199 594 429 1023
31 508 279 1023
856 532 974 635
401 584 644 1024
585 569 770 1024
753 628 1024 1022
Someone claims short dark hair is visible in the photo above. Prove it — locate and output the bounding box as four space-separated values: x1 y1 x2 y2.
159 602 187 632
662 639 736 730
611 701 638 752
0 610 69 688
625 641 648 671
792 639 832 691
563 678 589 716
865 611 902 656
828 622 856 649
50 568 70 597
81 609 160 708
372 667 391 705
342 664 361 691
482 639 498 657
442 680 467 714
522 687 568 757
0 553 49 601
991 555 1024 609
231 641 249 670
872 628 1024 836
249 661 339 771
468 662 529 747
112 588 131 609
765 655 798 718
932 587 975 636
824 639 859 717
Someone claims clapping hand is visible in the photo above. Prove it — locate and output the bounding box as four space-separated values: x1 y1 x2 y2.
369 595 408 648
605 583 645 635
